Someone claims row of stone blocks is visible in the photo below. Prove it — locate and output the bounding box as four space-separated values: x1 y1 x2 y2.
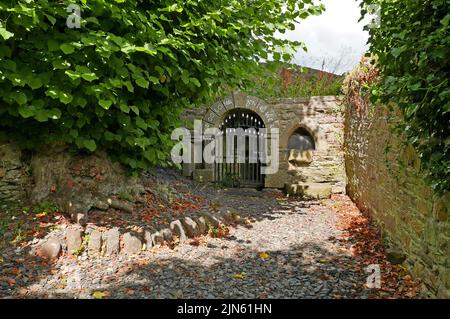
38 212 222 259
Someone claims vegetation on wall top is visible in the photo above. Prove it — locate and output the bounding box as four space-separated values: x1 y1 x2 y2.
342 57 380 116
244 61 343 99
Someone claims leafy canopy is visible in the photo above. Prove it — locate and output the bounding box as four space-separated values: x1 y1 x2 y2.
361 0 450 193
0 0 324 170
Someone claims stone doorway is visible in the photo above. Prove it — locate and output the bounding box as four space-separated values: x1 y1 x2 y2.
214 108 265 188
182 92 346 197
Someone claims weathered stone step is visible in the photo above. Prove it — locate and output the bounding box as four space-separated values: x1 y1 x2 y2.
285 182 332 199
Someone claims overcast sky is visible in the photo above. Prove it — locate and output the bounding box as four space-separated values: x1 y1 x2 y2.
277 0 369 75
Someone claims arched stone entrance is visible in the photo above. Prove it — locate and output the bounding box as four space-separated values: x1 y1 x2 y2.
183 93 346 195
214 108 266 188
202 91 279 130
201 92 279 188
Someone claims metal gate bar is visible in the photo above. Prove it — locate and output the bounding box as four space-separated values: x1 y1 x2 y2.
214 109 264 188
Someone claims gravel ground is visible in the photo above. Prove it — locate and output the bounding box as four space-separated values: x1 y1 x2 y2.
1 186 373 299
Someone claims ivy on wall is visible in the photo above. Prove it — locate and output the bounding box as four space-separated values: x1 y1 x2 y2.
360 0 450 194
0 0 324 171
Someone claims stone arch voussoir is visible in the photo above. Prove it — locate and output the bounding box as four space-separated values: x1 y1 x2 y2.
202 91 279 130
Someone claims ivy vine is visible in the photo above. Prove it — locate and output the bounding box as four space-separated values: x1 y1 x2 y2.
361 0 450 194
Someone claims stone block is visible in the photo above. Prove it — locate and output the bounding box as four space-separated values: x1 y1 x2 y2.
151 231 164 246
386 248 406 265
160 228 173 242
87 229 102 256
287 150 313 166
170 220 187 242
232 91 247 108
66 227 83 255
433 196 449 222
123 232 142 254
181 217 200 238
182 163 194 178
39 238 61 259
105 227 120 255
265 171 289 189
285 183 332 199
144 230 153 250
199 212 221 228
195 216 208 234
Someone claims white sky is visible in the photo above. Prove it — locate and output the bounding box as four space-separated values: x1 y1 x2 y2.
277 0 369 75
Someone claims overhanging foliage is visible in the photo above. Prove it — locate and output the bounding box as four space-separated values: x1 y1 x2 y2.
361 0 450 194
0 0 324 170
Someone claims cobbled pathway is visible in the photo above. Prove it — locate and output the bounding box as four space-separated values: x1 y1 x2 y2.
1 188 372 299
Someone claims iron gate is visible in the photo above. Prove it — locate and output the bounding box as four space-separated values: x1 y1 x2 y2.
214 109 265 188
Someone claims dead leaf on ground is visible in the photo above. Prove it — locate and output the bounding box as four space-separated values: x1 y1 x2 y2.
232 272 246 280
92 290 111 299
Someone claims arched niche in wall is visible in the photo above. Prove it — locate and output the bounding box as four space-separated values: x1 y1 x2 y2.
287 127 316 151
282 122 321 168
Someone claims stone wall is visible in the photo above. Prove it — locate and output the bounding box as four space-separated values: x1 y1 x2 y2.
344 103 449 298
0 144 144 223
181 93 346 196
0 143 30 207
265 96 346 194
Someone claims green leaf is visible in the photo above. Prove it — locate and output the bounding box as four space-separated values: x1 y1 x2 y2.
53 60 71 70
110 78 122 87
60 43 75 54
0 26 14 40
48 108 62 120
104 131 115 141
59 92 73 104
35 110 49 122
70 129 79 138
83 139 97 152
136 117 147 129
75 96 87 108
65 70 81 80
11 92 27 105
47 39 60 51
190 78 201 87
130 105 139 115
44 14 57 25
148 76 160 85
124 81 134 92
99 99 113 109
28 77 43 90
18 105 35 118
136 78 149 88
119 103 130 113
81 72 98 82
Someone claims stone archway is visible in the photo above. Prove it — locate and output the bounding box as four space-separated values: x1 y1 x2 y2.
214 108 266 188
202 92 279 130
200 92 279 189
186 94 345 193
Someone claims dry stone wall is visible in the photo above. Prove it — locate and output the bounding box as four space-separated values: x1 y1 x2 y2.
345 103 449 298
0 143 30 206
0 144 144 223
